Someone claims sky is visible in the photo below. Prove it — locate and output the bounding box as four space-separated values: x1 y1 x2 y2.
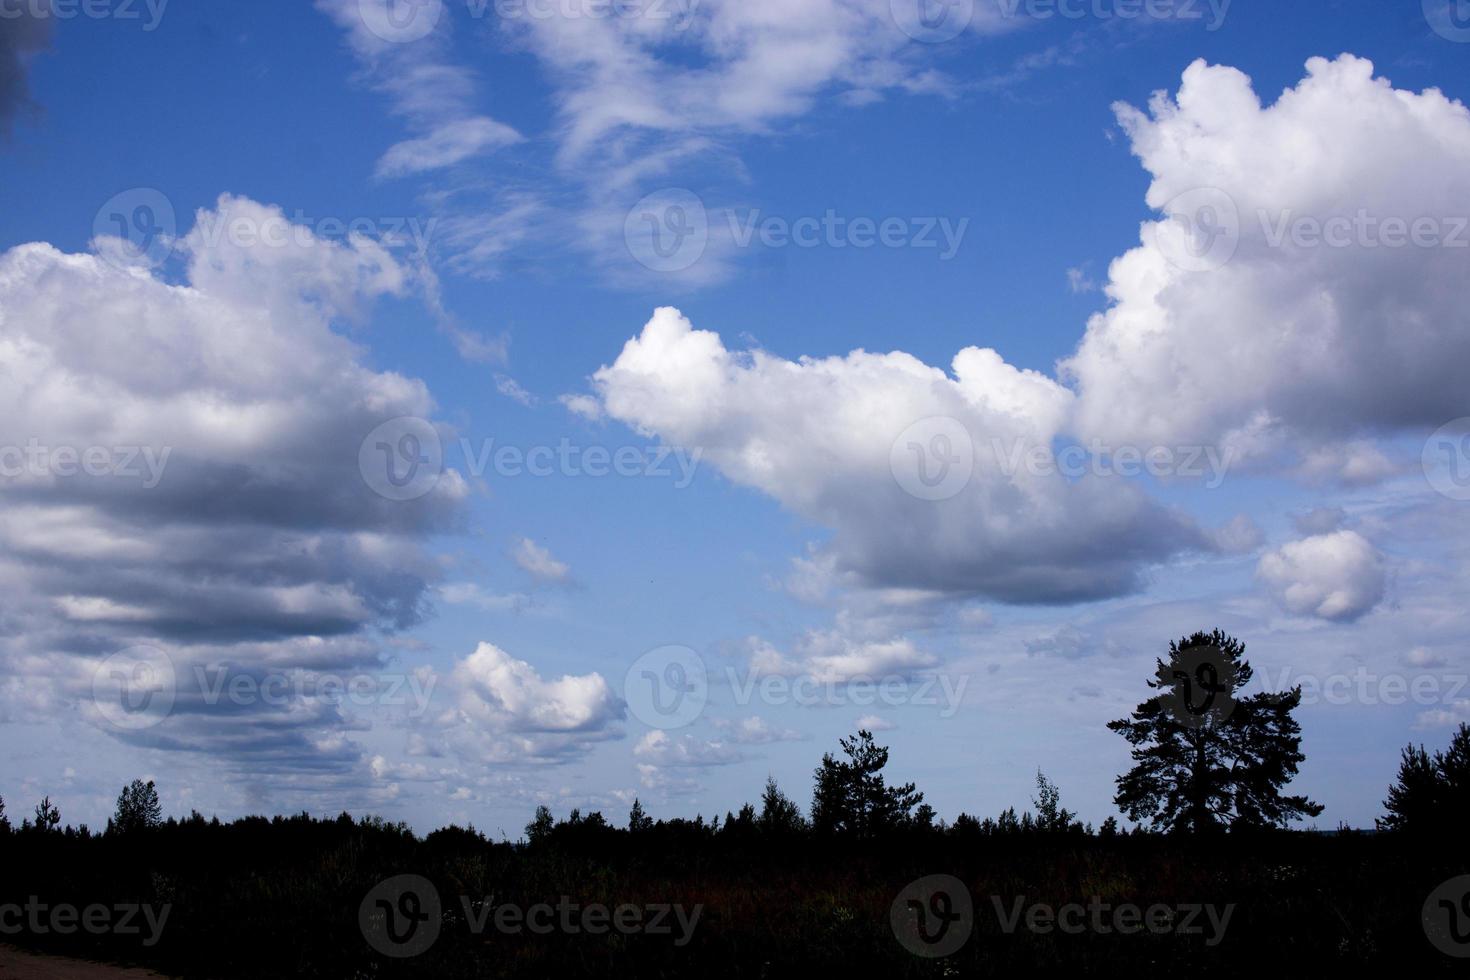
2 0 1470 836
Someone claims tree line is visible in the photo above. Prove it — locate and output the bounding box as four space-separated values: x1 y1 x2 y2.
2 629 1464 841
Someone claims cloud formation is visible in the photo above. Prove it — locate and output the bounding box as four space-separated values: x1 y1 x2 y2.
593 307 1206 604
1063 55 1470 477
0 195 466 785
1257 530 1387 623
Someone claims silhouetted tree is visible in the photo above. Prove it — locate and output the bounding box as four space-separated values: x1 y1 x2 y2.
810 729 923 837
1109 629 1323 833
1099 815 1119 838
525 805 554 844
758 776 805 834
0 795 8 834
32 796 60 834
951 812 981 836
913 802 937 831
111 779 163 834
1379 723 1470 832
628 797 653 833
1033 769 1077 832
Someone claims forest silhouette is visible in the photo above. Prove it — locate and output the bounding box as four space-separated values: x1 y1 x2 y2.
2 630 1468 976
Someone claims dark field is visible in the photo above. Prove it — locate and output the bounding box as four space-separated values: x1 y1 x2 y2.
2 815 1466 978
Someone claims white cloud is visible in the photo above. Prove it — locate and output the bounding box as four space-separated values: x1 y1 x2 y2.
592 307 1206 603
495 374 537 406
512 538 572 584
633 730 742 767
1257 530 1387 623
376 117 523 179
1062 56 1470 469
746 630 938 683
854 713 896 731
0 195 467 783
560 393 605 421
445 642 622 763
711 715 804 744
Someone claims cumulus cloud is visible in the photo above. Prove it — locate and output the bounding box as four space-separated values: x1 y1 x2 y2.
443 642 622 763
1063 55 1470 473
0 195 468 787
1257 530 1387 622
592 307 1207 604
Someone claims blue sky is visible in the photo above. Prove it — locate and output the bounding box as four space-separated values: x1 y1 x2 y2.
2 0 1470 835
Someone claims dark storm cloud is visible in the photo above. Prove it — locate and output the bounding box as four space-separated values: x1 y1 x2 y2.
0 4 52 133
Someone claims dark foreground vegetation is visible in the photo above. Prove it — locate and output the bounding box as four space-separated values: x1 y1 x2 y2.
2 631 1466 977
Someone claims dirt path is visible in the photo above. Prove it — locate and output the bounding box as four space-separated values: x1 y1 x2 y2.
0 947 169 980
